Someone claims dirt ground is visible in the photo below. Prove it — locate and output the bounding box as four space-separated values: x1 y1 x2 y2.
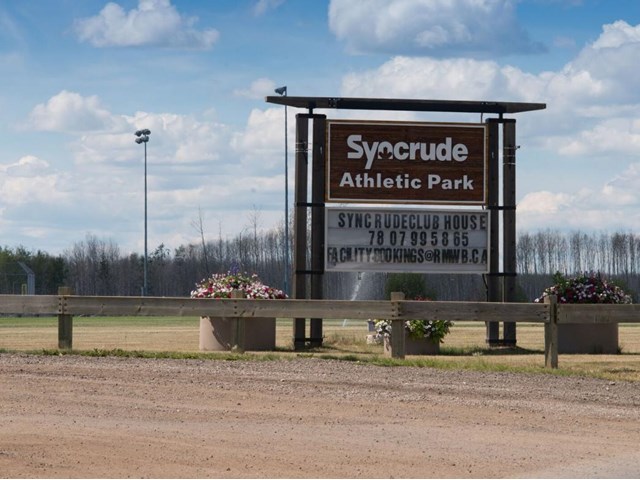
1 353 640 479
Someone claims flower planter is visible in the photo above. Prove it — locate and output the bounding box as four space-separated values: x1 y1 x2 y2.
537 273 629 355
383 332 440 357
558 323 618 354
199 316 276 351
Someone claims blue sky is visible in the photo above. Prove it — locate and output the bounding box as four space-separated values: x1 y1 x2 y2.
1 0 640 255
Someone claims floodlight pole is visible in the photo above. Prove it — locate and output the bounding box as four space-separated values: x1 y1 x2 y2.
275 86 289 296
134 129 151 296
143 139 148 296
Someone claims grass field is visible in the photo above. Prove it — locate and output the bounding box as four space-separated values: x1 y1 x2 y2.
2 316 640 381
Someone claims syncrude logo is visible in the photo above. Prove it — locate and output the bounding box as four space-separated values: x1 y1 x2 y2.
346 134 469 170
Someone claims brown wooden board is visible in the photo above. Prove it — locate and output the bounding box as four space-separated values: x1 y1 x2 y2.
326 120 487 204
0 295 59 315
557 304 640 324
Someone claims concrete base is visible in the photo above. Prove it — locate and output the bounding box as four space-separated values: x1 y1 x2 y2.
199 316 276 351
558 323 618 354
383 332 440 357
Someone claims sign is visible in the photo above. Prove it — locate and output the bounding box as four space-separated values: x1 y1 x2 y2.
326 120 487 205
325 207 489 273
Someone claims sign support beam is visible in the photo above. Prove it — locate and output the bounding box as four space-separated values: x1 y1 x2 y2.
486 119 501 346
293 114 310 349
485 118 519 347
310 115 326 347
293 113 326 350
503 119 518 346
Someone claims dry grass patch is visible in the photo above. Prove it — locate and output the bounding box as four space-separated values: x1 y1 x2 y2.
2 317 640 382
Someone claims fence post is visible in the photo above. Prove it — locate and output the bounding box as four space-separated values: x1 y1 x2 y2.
390 292 405 359
544 294 558 369
58 286 74 350
230 289 245 353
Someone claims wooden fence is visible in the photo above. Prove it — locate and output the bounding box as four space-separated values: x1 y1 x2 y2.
1 292 639 369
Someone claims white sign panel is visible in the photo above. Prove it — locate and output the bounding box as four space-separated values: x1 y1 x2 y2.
325 207 489 273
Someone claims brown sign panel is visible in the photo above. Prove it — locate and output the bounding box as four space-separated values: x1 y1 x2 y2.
326 120 487 205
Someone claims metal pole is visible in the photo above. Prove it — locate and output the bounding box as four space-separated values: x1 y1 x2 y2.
284 102 289 296
144 141 148 297
134 128 151 297
275 86 290 297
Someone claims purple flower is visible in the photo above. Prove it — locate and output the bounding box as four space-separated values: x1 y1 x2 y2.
191 271 287 299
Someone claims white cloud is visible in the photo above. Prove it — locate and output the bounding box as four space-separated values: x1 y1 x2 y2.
556 117 640 156
234 78 277 100
27 90 117 133
70 113 233 180
23 91 232 169
20 89 287 234
602 163 640 205
328 0 545 57
23 95 288 251
73 0 219 49
0 155 50 177
10 103 288 254
337 19 640 108
518 191 572 215
339 18 640 157
339 54 613 112
518 163 640 232
567 21 640 104
253 0 285 16
231 107 289 172
0 156 69 207
591 20 640 49
341 56 502 100
0 175 67 206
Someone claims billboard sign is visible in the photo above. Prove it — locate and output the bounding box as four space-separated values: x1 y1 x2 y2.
325 207 489 273
326 120 487 205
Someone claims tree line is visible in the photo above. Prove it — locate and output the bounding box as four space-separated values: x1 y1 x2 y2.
1 229 639 302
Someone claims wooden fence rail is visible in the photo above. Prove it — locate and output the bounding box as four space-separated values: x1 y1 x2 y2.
1 293 639 369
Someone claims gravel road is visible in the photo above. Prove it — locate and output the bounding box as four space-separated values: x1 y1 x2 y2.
1 353 639 478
